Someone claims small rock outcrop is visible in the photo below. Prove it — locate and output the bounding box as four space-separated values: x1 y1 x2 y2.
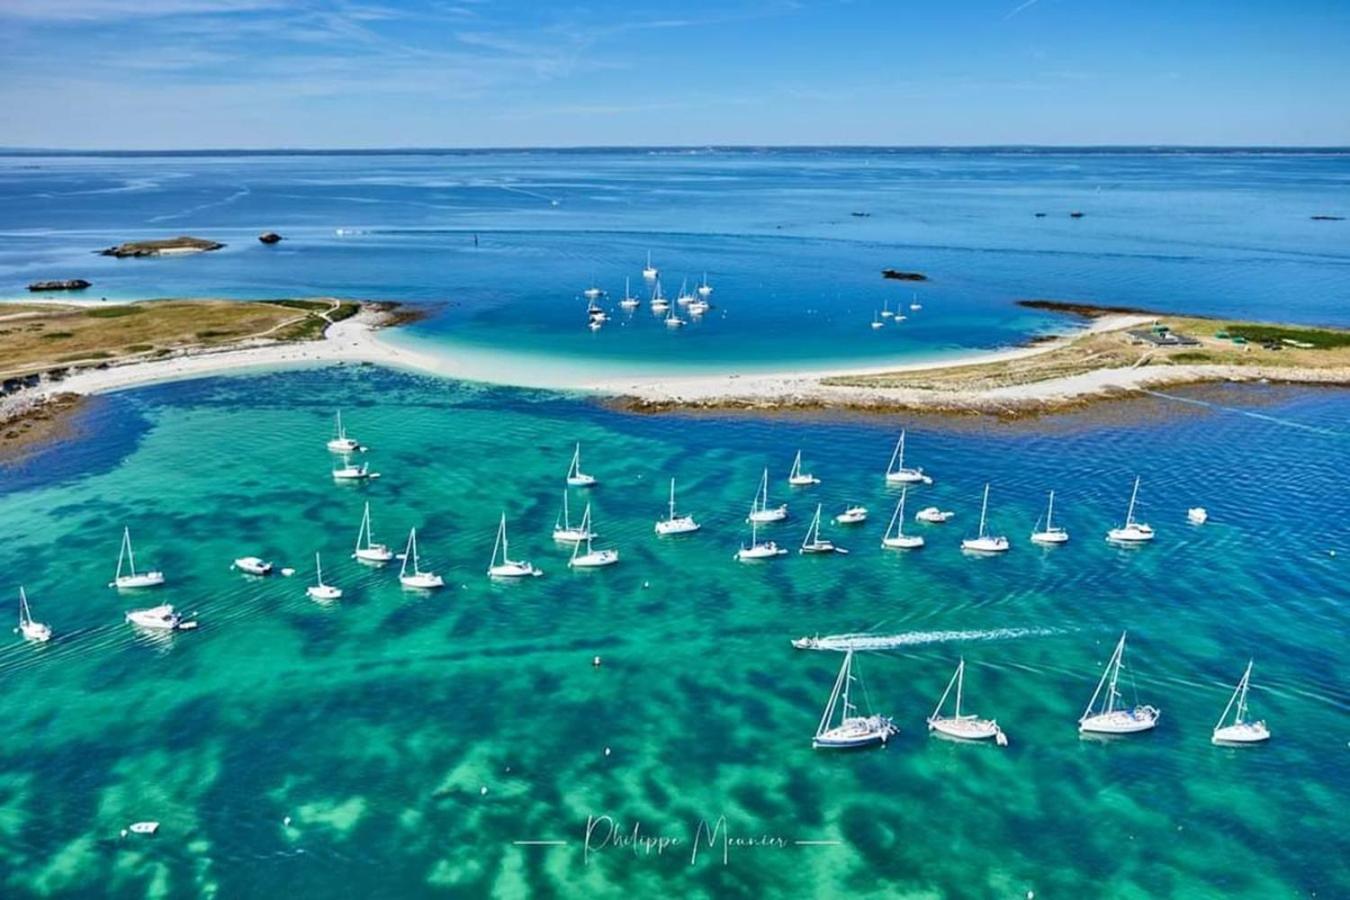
881 269 928 282
258 232 283 244
99 236 224 258
28 279 92 292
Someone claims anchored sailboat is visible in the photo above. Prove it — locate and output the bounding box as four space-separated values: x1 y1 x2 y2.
1030 490 1069 544
697 272 713 297
787 450 821 486
927 659 1007 745
1106 476 1155 543
566 443 598 487
487 513 542 578
961 484 1010 553
747 468 788 523
552 491 595 542
326 410 362 453
655 477 700 535
332 454 377 481
306 552 343 601
642 251 658 280
882 488 924 549
17 587 52 642
736 509 787 561
399 527 445 589
1078 632 1160 734
353 501 394 564
568 505 619 568
110 527 166 589
835 504 868 525
650 280 670 311
800 504 847 554
1212 660 1270 745
619 277 640 309
884 431 929 484
812 649 898 749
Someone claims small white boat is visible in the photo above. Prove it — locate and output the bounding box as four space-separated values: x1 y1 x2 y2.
880 299 894 319
1078 632 1160 734
128 822 160 835
812 649 898 749
910 293 922 311
126 604 194 631
642 251 658 280
650 280 670 311
747 468 788 523
399 527 445 589
552 491 595 543
110 527 166 589
586 300 608 322
697 273 713 297
583 283 603 300
835 505 868 525
326 410 363 454
306 552 342 601
675 278 695 306
664 305 686 328
1188 507 1209 525
232 556 274 576
884 431 928 484
1030 490 1069 545
687 298 710 316
619 277 640 309
787 449 820 486
1212 660 1270 745
915 506 954 524
882 488 925 549
332 456 377 481
870 312 884 330
568 505 619 568
961 484 1010 553
17 587 52 642
800 504 847 555
928 658 1007 745
654 477 700 535
487 512 542 578
565 443 598 487
1106 476 1155 543
736 513 787 561
352 501 394 564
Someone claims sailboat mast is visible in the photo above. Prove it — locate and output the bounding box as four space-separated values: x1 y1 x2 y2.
19 587 30 625
840 650 854 720
818 651 851 736
955 659 965 717
1105 636 1125 713
668 478 676 519
978 485 989 538
1126 477 1140 526
1047 491 1055 529
315 552 323 586
1236 660 1252 724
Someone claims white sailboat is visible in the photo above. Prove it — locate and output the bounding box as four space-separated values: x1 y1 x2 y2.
1106 476 1155 543
552 491 595 543
399 527 445 589
17 587 52 642
664 303 686 328
884 431 928 484
787 449 821 486
650 280 670 311
736 510 787 561
306 552 343 601
487 513 542 578
568 505 618 568
619 277 640 309
655 477 700 535
332 455 377 481
586 299 608 322
1212 660 1270 745
687 296 710 316
1078 632 1160 734
352 501 394 564
800 504 847 554
697 272 713 297
961 484 1010 553
747 468 788 523
835 505 868 525
882 488 925 549
642 251 658 280
110 527 166 589
232 556 274 576
565 443 598 487
915 506 954 524
1030 490 1069 545
927 659 1007 745
910 292 922 311
870 312 884 330
125 604 194 631
880 298 894 319
326 410 362 453
675 278 695 306
583 281 603 300
812 649 898 749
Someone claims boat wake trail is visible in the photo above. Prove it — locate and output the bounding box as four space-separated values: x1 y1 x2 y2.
1141 389 1344 436
792 626 1063 652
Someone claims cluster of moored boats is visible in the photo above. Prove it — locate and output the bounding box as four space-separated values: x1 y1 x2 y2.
581 253 715 331
800 633 1271 750
869 292 924 330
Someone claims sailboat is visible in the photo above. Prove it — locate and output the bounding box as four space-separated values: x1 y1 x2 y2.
619 276 641 309
736 509 787 561
650 280 670 311
870 312 884 330
747 468 788 523
675 278 695 306
880 298 894 319
583 281 603 300
565 443 598 487
1107 476 1155 543
1030 490 1069 544
882 488 924 549
586 299 609 322
568 505 618 568
812 649 898 749
1212 660 1270 745
910 292 922 311
800 504 847 554
17 587 52 642
664 303 686 328
110 527 166 589
961 484 1010 553
927 659 1007 745
552 490 595 542
697 272 713 297
332 454 377 481
306 552 343 601
787 450 821 486
1078 632 1160 734
655 478 700 535
687 295 710 316
487 513 542 578
352 501 394 564
835 504 868 525
326 410 362 453
884 431 928 484
642 251 658 280
399 527 445 589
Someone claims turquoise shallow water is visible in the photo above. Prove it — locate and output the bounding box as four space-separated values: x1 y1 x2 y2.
1 367 1347 897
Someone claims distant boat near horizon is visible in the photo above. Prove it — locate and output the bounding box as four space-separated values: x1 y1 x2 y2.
642 251 658 280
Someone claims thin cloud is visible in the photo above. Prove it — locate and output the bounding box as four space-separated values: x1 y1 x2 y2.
1004 0 1040 20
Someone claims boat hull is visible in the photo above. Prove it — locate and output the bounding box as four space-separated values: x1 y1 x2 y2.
327 439 360 453
835 509 868 524
962 537 1010 553
813 717 897 749
886 470 925 484
488 562 541 578
354 547 393 564
928 716 1001 741
552 528 594 543
20 622 52 642
400 574 445 589
915 508 953 523
566 475 597 487
569 551 618 568
788 476 820 487
1212 723 1270 745
125 605 181 630
307 586 342 601
1107 526 1155 542
1030 530 1069 545
882 535 925 549
113 573 166 589
736 544 786 561
1079 707 1160 734
747 507 788 524
655 517 700 535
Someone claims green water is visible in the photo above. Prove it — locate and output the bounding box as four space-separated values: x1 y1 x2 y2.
1 367 1346 898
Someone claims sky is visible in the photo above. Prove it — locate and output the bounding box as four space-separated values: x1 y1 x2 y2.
0 0 1348 149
